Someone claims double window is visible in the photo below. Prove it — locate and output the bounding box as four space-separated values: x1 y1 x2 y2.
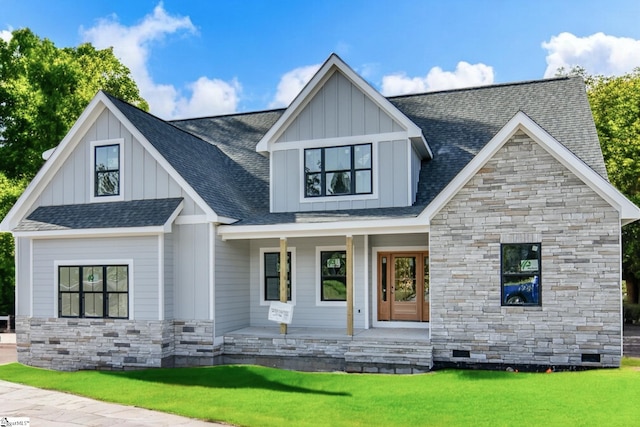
261 249 295 303
58 265 129 318
304 144 372 197
501 243 541 306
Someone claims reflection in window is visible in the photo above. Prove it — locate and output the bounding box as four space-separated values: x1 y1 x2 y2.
264 252 291 301
321 251 347 301
304 144 372 197
95 144 120 196
501 243 541 306
58 265 128 318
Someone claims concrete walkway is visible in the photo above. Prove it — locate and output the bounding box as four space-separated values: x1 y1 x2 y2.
0 334 228 426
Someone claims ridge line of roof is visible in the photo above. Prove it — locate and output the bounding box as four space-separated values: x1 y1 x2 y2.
387 76 576 101
155 77 580 124
169 107 287 123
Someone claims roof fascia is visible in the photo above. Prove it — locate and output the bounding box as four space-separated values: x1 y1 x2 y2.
162 200 184 232
1 93 108 232
218 216 429 240
255 54 431 158
419 111 640 224
14 226 168 239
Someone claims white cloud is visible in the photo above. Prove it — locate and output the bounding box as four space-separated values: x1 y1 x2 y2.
82 3 240 119
175 77 241 118
1 28 12 43
542 32 640 78
269 64 321 108
381 61 494 96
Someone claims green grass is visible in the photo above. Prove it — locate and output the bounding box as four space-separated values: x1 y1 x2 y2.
1 360 640 426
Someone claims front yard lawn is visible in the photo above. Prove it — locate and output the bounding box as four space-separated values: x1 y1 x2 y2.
1 359 640 426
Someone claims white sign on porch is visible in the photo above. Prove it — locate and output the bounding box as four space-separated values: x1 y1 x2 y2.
268 301 294 324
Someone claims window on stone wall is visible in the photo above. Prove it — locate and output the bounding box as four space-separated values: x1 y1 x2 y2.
58 265 129 318
501 243 541 306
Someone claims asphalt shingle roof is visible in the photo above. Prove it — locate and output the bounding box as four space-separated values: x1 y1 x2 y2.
15 198 183 231
102 76 604 226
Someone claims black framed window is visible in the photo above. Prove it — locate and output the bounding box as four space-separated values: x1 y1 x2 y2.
59 265 129 318
321 250 347 301
305 144 372 197
95 144 120 196
264 252 291 301
501 243 541 306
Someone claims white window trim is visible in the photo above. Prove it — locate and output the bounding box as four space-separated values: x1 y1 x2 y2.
316 245 348 307
299 141 379 204
259 247 296 306
53 259 134 319
90 138 125 203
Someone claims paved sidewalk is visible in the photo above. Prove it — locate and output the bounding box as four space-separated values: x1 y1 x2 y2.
0 380 227 426
0 334 228 426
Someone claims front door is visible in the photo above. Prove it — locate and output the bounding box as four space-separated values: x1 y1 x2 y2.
378 252 429 322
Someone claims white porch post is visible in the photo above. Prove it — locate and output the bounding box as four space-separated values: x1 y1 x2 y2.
279 237 288 335
346 235 354 336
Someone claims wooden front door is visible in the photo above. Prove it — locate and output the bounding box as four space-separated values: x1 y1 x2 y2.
378 252 429 322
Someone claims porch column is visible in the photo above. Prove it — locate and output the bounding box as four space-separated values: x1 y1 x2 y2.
346 235 354 336
279 237 288 335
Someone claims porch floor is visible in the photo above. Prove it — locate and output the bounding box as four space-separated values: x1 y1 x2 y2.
224 326 430 342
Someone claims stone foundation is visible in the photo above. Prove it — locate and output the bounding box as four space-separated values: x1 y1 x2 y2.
16 317 218 371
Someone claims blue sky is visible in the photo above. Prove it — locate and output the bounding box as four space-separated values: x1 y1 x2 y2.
2 0 640 119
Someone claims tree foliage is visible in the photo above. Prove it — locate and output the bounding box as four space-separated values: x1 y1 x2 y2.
0 174 27 315
0 28 148 317
0 28 148 179
581 69 640 292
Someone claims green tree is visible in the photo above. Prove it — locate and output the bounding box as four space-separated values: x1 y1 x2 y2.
581 69 640 301
0 28 148 179
0 174 28 316
0 28 148 319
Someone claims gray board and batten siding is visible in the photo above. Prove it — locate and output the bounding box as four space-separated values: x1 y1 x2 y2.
35 108 203 216
271 71 422 212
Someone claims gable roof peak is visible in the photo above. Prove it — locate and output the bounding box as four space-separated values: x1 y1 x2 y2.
255 54 431 158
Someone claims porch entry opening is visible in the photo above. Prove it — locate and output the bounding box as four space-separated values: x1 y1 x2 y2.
377 252 429 321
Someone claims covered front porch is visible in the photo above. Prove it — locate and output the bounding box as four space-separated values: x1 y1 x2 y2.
221 326 432 374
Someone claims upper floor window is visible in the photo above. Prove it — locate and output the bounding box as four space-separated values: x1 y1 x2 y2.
501 243 541 306
95 144 120 197
304 143 372 197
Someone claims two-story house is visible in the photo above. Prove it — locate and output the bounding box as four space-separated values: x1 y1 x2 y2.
2 54 639 372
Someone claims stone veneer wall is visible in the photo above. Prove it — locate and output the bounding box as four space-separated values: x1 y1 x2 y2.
16 317 218 371
430 131 622 368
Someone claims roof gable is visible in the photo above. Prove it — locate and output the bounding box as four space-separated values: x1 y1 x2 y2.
420 111 640 225
1 92 219 232
256 54 432 158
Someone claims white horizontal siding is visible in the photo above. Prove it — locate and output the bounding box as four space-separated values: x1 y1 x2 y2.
249 236 367 329
31 236 159 320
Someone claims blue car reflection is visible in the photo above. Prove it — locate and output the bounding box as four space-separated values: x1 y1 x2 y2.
503 276 539 305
